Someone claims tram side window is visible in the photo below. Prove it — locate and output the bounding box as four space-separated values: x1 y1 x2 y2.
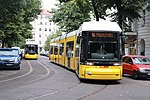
50 46 53 54
66 41 74 57
54 46 58 55
59 43 64 55
75 43 79 57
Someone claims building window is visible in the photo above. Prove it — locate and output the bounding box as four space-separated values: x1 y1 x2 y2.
40 22 42 25
49 28 51 32
45 22 47 25
129 43 136 55
39 41 41 44
39 28 42 31
45 28 47 31
39 34 41 37
40 47 42 52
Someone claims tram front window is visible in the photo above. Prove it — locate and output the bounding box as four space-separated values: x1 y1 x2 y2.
88 42 119 60
86 32 120 61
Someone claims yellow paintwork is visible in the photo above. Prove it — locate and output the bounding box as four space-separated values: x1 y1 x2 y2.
25 54 38 60
49 31 122 81
78 65 122 80
58 55 65 66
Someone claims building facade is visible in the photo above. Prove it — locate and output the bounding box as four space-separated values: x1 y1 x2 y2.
124 32 137 55
133 9 150 57
26 9 58 53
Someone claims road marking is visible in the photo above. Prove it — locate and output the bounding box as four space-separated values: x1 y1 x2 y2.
26 60 50 83
0 61 33 83
0 71 17 77
27 83 80 100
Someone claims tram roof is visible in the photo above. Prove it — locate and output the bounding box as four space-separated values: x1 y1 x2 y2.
55 36 60 41
25 41 38 45
60 34 66 40
66 30 77 38
51 38 55 42
78 21 122 32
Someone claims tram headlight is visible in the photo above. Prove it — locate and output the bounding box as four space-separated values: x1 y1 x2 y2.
113 62 121 66
86 62 94 66
85 71 92 75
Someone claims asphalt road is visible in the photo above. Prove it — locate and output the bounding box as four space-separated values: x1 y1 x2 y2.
0 55 150 100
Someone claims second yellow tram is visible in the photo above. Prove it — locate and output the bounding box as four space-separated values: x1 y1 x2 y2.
24 43 38 60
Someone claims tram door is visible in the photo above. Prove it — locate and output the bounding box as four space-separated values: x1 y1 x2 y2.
66 42 74 68
54 45 58 63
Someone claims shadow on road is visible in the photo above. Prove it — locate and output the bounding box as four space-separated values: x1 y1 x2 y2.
80 79 121 85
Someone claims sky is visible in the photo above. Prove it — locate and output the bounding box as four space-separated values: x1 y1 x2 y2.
41 0 59 10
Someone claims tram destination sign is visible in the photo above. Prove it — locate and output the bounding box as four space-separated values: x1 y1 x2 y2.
91 32 114 38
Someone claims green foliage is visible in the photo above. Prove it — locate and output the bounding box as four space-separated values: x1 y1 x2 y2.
0 0 41 47
105 0 149 31
51 30 62 39
51 0 91 32
55 0 149 32
44 30 62 51
44 36 51 51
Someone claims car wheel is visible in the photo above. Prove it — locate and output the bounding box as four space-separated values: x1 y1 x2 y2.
132 70 139 79
17 67 20 70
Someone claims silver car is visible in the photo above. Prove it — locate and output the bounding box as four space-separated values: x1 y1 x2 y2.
0 48 21 70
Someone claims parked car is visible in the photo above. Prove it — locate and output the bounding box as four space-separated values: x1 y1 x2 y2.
122 55 150 79
11 47 23 59
40 51 49 57
0 48 21 70
40 51 46 56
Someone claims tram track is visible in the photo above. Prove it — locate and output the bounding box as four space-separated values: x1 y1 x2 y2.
26 78 108 100
27 82 81 100
0 60 51 90
0 61 32 83
27 59 108 100
26 59 82 100
76 84 108 100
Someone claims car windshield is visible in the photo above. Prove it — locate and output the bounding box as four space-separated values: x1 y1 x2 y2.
133 57 150 65
0 49 18 56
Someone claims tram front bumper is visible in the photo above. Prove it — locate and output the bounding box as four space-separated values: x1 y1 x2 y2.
25 54 38 59
84 67 122 80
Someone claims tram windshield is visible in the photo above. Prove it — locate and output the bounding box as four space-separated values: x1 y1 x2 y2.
87 32 120 61
25 44 38 54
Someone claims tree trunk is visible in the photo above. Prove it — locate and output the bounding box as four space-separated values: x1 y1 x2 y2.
118 14 125 56
91 0 99 21
2 40 4 48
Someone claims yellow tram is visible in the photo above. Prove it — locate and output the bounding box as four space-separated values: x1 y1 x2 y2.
49 21 123 80
24 42 38 60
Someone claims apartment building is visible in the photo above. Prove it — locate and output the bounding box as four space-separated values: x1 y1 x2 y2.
133 9 150 57
26 9 58 53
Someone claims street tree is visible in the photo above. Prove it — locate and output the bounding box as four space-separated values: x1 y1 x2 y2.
44 30 62 51
104 0 150 31
56 0 149 31
0 0 41 48
51 1 91 32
